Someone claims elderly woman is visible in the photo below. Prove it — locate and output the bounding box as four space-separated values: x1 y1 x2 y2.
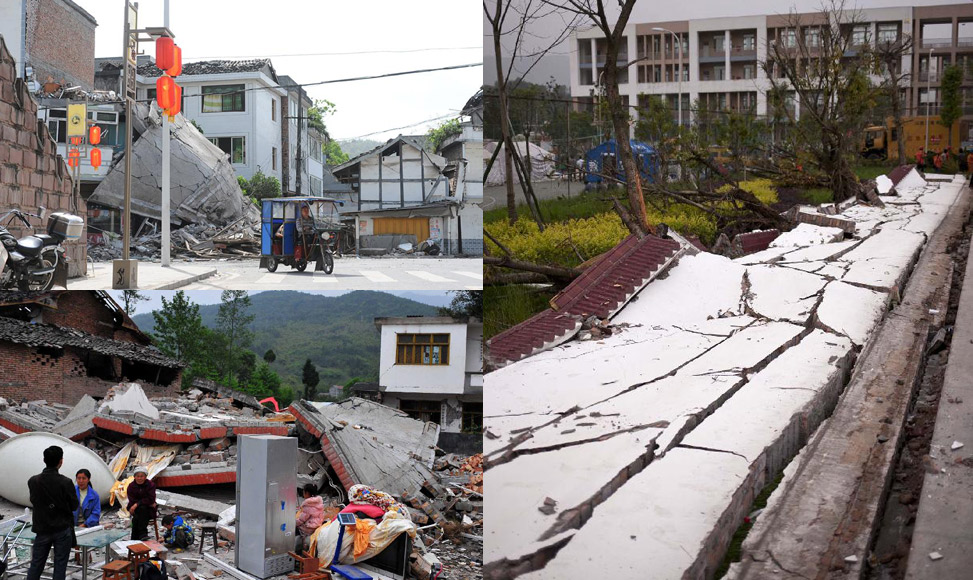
126 467 156 541
73 469 101 528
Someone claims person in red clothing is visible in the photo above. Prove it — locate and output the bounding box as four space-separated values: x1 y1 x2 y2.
916 146 925 171
967 149 973 185
126 466 156 541
934 149 944 170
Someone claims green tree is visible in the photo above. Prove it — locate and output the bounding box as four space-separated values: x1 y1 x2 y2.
308 99 337 134
940 64 963 147
238 170 281 201
244 361 282 398
216 291 255 384
440 290 483 319
121 290 149 315
152 291 204 362
302 358 320 401
427 118 462 153
237 350 257 386
263 349 277 364
323 140 349 166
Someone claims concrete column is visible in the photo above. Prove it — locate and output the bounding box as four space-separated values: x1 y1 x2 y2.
590 38 597 84
725 29 731 79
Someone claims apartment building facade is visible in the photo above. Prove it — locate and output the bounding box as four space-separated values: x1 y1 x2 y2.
570 2 973 144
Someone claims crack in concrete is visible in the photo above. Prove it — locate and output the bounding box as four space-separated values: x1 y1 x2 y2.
677 443 750 461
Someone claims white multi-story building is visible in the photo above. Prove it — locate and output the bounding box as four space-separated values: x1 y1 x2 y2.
570 2 973 138
374 316 483 444
137 59 285 184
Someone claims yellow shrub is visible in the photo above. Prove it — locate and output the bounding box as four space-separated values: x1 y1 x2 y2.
486 214 630 268
717 178 778 205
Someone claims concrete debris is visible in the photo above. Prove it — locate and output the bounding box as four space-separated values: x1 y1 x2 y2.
89 102 259 228
845 555 859 563
87 219 262 263
101 383 161 420
929 551 944 561
156 490 232 519
950 441 964 450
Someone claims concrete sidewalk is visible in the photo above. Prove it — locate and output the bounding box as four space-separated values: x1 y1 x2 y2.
70 261 217 290
906 226 973 578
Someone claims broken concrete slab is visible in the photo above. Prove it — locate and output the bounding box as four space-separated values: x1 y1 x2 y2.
876 174 894 194
841 228 926 291
745 265 828 324
816 280 889 346
155 490 231 519
100 383 161 420
774 238 859 264
290 398 439 496
89 103 258 227
516 447 750 580
769 223 845 248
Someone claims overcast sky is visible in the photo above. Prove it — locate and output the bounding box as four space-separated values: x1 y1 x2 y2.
76 0 482 141
484 0 968 86
105 290 454 316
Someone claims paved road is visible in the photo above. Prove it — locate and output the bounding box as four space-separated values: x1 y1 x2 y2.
178 256 483 290
484 179 588 211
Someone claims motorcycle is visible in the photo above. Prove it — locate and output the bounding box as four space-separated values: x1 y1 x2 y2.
0 207 84 290
418 237 442 256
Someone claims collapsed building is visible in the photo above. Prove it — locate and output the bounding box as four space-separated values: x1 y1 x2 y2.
0 291 181 404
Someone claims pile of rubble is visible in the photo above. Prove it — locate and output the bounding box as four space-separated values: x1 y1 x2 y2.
88 218 262 263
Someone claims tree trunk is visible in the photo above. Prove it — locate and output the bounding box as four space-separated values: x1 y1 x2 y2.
484 256 581 280
491 5 518 225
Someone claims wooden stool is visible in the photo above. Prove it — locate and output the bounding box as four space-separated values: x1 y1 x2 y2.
103 559 133 580
288 551 320 575
127 543 151 568
198 523 219 555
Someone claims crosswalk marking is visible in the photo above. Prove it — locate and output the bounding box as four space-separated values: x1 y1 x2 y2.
453 271 482 280
360 271 395 282
312 275 338 284
407 271 454 282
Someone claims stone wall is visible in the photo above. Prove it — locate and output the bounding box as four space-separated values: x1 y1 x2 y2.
0 35 86 276
25 0 97 91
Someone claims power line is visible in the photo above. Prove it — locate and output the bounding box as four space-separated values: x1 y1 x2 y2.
338 112 461 141
186 46 482 60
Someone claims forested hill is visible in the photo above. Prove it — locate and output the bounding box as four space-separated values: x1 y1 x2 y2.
133 290 439 388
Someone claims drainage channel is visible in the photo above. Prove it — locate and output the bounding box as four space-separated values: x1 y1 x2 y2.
864 214 972 580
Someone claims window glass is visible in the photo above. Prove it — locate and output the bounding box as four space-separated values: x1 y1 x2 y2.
202 84 245 113
395 333 450 365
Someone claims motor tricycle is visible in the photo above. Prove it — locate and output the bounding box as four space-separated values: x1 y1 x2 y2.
259 197 345 274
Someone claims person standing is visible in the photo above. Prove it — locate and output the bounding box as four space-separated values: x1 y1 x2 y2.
916 147 925 172
967 149 973 186
26 446 79 580
126 467 156 541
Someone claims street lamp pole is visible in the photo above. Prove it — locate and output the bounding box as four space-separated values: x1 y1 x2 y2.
925 47 934 152
653 28 682 128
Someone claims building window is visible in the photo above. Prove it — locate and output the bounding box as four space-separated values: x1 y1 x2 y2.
462 402 482 433
805 27 820 48
87 110 119 146
714 34 726 52
851 24 868 46
209 136 246 164
272 101 276 121
396 333 450 365
46 109 67 143
742 34 755 51
878 23 898 44
202 84 245 113
781 29 796 48
310 175 322 195
399 400 441 424
272 147 277 170
743 64 755 79
714 65 725 80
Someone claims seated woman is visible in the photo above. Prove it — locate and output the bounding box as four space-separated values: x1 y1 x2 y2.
73 469 101 528
126 467 156 541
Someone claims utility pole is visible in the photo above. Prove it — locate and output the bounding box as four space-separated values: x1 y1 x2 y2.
114 1 138 289
296 100 303 194
161 0 171 267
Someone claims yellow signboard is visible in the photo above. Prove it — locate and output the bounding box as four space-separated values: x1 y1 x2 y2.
66 104 87 137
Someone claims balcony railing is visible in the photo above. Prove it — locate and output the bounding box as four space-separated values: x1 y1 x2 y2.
918 71 941 82
699 47 727 59
958 38 973 48
921 37 953 48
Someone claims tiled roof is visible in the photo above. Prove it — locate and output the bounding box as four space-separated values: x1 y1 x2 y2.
0 316 182 368
733 229 780 255
488 234 683 366
888 164 915 186
138 59 274 78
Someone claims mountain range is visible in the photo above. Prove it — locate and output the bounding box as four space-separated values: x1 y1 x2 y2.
132 290 439 389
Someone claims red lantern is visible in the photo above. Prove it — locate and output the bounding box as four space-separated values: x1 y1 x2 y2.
166 84 183 119
67 148 80 168
156 36 175 71
156 76 176 109
90 148 102 170
167 45 182 77
89 125 101 145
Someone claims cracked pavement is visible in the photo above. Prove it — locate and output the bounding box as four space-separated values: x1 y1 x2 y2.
484 172 968 579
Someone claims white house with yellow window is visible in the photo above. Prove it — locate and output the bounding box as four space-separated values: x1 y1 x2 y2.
374 316 482 449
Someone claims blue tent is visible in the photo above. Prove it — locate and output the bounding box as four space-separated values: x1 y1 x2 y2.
583 140 658 185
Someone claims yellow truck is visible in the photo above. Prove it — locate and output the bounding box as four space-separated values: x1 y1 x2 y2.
861 116 963 162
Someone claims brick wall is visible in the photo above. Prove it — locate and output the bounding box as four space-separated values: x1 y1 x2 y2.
25 0 96 91
0 340 179 405
0 35 86 276
43 292 146 344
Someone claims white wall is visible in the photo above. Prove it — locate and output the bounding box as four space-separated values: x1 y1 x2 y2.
0 2 25 78
137 71 283 183
378 322 469 395
359 143 445 210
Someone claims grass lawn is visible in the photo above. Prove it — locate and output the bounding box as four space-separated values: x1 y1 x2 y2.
485 284 556 340
802 187 834 204
853 164 892 181
484 192 617 225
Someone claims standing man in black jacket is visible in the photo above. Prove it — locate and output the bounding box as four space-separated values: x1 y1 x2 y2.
26 446 79 580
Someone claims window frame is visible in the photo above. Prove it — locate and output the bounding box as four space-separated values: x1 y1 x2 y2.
201 84 245 113
208 136 247 164
395 333 451 366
